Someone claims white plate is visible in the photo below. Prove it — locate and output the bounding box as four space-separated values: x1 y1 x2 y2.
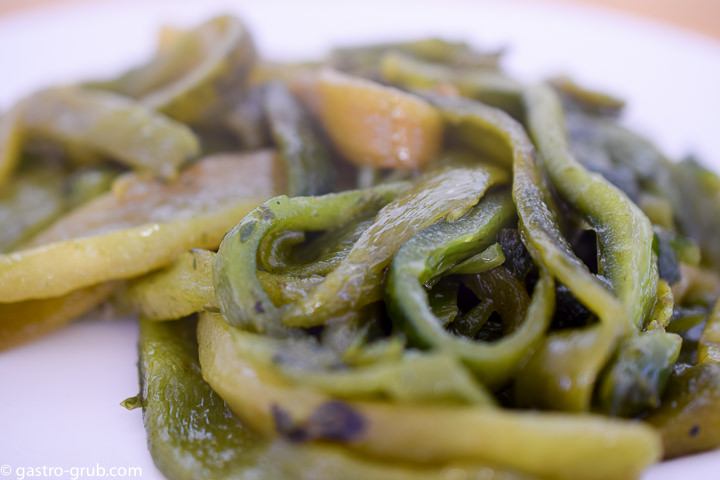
0 1 719 479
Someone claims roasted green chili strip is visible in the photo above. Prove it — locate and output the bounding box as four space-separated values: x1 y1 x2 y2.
199 312 662 480
281 159 510 328
125 248 330 321
113 15 257 124
214 182 408 335
525 84 668 415
139 317 537 479
596 330 682 417
137 316 269 480
698 298 720 364
0 167 68 252
643 362 720 458
524 83 657 329
421 91 627 410
448 242 505 275
124 249 219 321
264 81 333 196
381 53 525 118
388 190 555 389
226 325 494 405
21 88 200 180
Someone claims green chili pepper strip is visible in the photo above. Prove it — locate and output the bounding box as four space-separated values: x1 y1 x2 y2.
388 190 555 389
124 247 327 321
214 183 408 335
699 298 720 364
381 53 525 119
281 160 510 328
21 88 200 180
524 83 657 330
264 81 333 196
421 92 627 410
0 168 68 253
137 316 532 480
137 316 268 479
227 326 495 405
130 15 257 124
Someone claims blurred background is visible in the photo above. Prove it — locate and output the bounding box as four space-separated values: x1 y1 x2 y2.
0 0 718 40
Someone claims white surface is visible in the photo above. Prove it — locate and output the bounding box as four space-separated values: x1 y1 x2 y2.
0 1 719 479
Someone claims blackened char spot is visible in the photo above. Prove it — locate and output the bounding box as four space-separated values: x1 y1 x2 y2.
254 300 265 314
306 400 366 442
271 404 308 442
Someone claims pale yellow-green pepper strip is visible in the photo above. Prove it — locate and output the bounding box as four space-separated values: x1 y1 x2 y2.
198 313 662 480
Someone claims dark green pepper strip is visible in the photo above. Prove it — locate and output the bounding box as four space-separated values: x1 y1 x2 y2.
643 363 720 458
596 329 682 417
524 83 657 330
21 88 200 180
264 81 333 196
214 182 408 335
698 298 720 364
137 317 266 479
422 92 627 409
428 278 461 327
388 191 555 389
281 160 510 328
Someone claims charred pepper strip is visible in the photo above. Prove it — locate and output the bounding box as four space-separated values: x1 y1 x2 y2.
137 318 537 480
420 91 627 410
21 87 200 180
214 182 408 335
117 15 257 124
387 190 555 389
198 312 662 480
137 317 267 480
281 159 510 328
264 81 333 196
524 83 657 330
698 298 720 364
525 84 676 416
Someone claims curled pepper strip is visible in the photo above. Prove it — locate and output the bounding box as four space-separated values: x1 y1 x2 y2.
387 190 555 389
214 182 408 335
421 92 626 410
524 83 658 330
280 159 510 328
525 84 674 416
123 15 258 124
